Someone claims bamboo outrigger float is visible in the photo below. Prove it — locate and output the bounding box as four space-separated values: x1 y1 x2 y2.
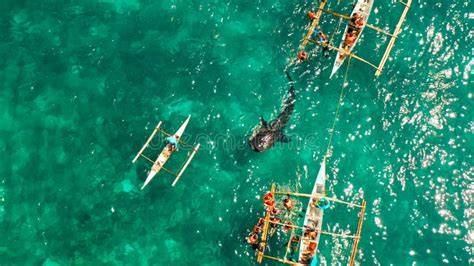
255 157 366 265
297 0 412 77
132 115 200 189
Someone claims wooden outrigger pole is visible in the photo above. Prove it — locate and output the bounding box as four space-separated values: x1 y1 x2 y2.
274 190 363 208
132 121 162 163
317 8 396 37
307 39 381 72
257 183 275 263
348 200 366 266
297 0 412 77
261 254 301 265
375 0 412 76
172 143 201 186
269 220 359 239
284 228 296 259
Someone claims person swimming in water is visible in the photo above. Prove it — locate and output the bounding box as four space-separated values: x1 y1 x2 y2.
317 31 327 43
307 11 317 20
297 51 308 61
246 232 260 250
283 195 294 210
262 192 275 207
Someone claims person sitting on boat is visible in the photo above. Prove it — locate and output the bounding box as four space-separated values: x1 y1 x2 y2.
304 220 318 235
355 17 364 27
344 32 357 49
307 11 317 20
350 13 360 25
308 229 318 240
304 224 315 232
283 196 294 210
345 32 357 44
166 136 179 151
308 241 317 252
301 250 312 263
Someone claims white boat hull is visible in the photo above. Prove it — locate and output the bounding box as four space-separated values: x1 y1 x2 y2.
330 0 373 78
298 157 327 264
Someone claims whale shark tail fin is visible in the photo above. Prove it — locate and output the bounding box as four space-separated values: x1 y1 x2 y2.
278 134 291 143
285 70 294 83
260 116 268 128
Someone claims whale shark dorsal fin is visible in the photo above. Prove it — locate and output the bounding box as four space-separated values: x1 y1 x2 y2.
260 116 268 128
278 134 291 143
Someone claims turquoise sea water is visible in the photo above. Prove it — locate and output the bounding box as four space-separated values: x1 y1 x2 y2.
0 0 472 265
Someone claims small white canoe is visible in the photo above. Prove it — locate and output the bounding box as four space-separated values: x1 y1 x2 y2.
298 157 327 265
141 115 191 189
330 0 373 78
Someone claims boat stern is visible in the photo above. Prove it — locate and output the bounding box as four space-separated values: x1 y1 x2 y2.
141 170 158 189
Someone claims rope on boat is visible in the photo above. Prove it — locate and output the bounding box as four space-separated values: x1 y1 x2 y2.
325 55 352 159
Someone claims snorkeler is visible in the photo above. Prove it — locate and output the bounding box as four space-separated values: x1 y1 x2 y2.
297 51 308 61
262 192 275 207
283 195 294 210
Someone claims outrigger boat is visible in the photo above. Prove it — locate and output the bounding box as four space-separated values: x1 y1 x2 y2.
330 0 373 78
255 157 367 265
132 115 200 189
298 157 326 264
295 0 412 77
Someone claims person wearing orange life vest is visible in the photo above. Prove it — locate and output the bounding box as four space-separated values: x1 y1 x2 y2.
253 224 262 234
262 192 274 206
269 205 281 216
297 51 308 61
247 232 258 245
344 32 357 50
307 11 317 20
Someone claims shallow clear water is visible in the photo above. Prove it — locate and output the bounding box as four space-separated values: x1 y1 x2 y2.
0 0 472 265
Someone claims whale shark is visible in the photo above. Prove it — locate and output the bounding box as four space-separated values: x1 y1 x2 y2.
248 72 295 152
